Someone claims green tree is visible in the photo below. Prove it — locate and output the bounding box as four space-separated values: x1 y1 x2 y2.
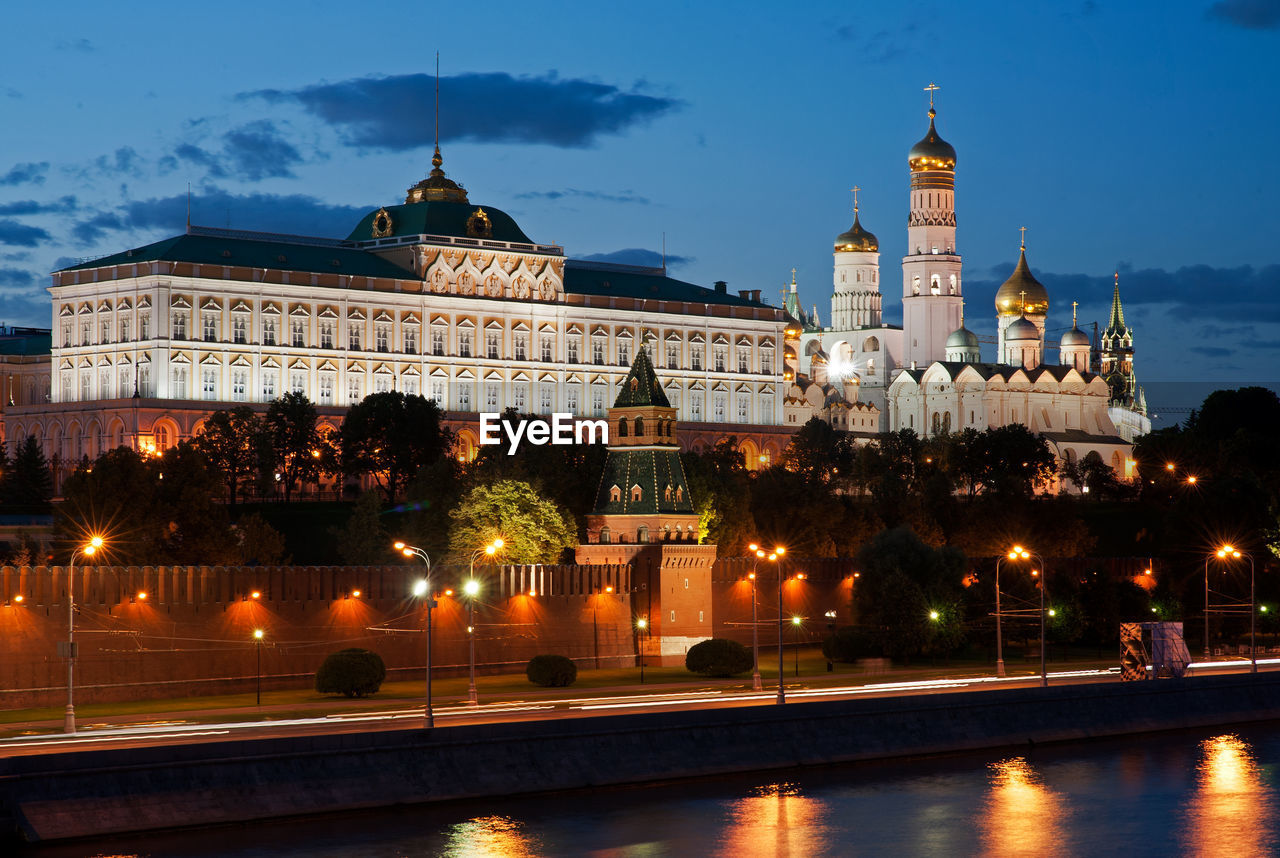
974 425 1057 497
779 417 851 485
1 434 53 512
448 479 576 564
265 392 320 502
681 439 754 554
331 490 392 565
340 392 451 503
193 406 265 506
227 513 288 566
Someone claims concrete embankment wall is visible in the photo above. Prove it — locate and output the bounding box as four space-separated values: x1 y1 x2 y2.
4 672 1280 844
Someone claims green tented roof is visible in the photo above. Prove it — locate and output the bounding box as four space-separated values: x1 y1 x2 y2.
346 200 533 244
591 447 696 517
613 347 671 408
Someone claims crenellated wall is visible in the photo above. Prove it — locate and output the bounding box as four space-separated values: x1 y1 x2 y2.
0 563 636 709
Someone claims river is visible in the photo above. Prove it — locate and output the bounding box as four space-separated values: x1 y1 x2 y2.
23 722 1280 857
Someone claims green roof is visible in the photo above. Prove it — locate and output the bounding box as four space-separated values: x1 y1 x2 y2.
613 347 671 408
564 261 769 308
0 330 51 356
591 448 696 517
346 200 533 244
59 231 415 280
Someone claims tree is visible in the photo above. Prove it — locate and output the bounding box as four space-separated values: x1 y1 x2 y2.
193 407 265 506
682 439 754 554
685 638 753 676
340 392 451 503
974 425 1057 497
779 417 851 485
526 654 578 687
315 648 387 698
226 513 288 566
331 490 392 565
448 479 576 564
1 434 53 512
265 392 320 502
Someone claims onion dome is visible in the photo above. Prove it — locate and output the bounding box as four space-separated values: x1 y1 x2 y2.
946 325 980 350
1006 315 1039 342
994 248 1050 315
406 146 469 204
908 108 957 171
1060 326 1090 348
834 212 879 252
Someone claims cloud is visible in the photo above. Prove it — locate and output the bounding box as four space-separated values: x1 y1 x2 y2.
72 187 369 244
0 195 78 216
1207 0 1280 29
56 38 95 52
0 219 52 247
0 266 39 287
165 121 305 182
835 22 920 61
515 188 650 205
0 162 49 186
577 248 693 269
966 261 1280 324
1190 346 1233 357
244 71 681 149
91 147 143 177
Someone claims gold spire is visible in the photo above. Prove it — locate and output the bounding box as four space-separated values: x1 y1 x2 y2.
1019 225 1027 251
852 185 861 214
924 81 940 115
405 54 469 204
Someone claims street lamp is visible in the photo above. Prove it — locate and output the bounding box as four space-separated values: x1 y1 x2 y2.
464 538 502 706
636 617 648 683
752 544 788 704
1001 545 1047 687
64 535 104 734
993 546 1031 678
591 584 615 669
747 544 763 691
395 540 436 728
791 615 803 676
253 629 264 705
1215 545 1257 673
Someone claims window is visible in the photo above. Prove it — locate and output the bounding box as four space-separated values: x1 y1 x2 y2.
320 323 334 349
99 370 109 397
81 322 90 345
263 318 276 346
119 369 130 398
430 381 445 406
592 387 605 416
568 337 580 363
202 368 217 400
233 317 247 344
485 383 499 409
691 347 703 371
376 324 390 353
263 371 277 399
203 313 218 342
930 275 941 295
949 274 957 295
346 376 360 403
459 331 472 358
374 374 391 394
592 338 604 365
173 313 187 340
513 384 526 411
290 371 305 395
140 314 150 340
154 425 170 452
172 368 188 398
541 337 553 362
691 396 702 421
139 367 151 397
515 334 527 361
761 348 773 374
404 327 418 355
319 375 334 404
120 318 130 342
292 320 305 348
431 328 445 356
566 386 579 414
600 526 611 544
62 323 71 347
540 384 553 412
630 485 642 502
403 377 417 396
609 485 622 503
101 321 110 343
486 333 500 360
348 323 361 351
232 371 247 402
912 275 921 295
667 344 678 369
714 395 725 421
618 341 630 366
457 384 471 410
714 347 726 372
737 348 749 374
737 395 749 422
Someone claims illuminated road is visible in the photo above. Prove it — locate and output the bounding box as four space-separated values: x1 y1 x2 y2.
0 659 1271 758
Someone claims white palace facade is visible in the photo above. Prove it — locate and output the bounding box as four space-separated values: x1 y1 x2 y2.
4 146 793 481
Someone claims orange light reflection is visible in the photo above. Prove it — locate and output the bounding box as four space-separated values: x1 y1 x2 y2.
979 757 1069 858
444 815 542 857
717 782 827 857
1184 734 1274 857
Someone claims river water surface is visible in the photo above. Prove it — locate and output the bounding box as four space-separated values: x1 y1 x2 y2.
25 722 1280 857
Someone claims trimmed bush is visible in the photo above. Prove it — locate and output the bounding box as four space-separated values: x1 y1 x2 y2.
526 654 578 687
685 638 753 677
315 647 387 698
822 626 880 663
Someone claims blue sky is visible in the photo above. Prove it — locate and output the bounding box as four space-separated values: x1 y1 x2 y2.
1 0 1277 403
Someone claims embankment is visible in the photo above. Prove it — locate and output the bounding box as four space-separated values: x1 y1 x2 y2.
3 672 1279 844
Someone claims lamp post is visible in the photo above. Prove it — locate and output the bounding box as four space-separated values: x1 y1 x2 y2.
1002 545 1046 687
253 629 264 705
993 550 1020 678
465 538 503 706
791 615 802 676
591 584 614 669
395 541 436 728
747 545 763 691
1204 554 1212 660
64 535 103 734
637 617 648 683
1029 550 1047 687
755 545 787 704
1215 545 1257 673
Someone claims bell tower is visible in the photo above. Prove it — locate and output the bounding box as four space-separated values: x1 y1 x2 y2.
902 83 962 367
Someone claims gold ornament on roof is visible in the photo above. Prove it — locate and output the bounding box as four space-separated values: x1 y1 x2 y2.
466 208 493 239
372 208 394 238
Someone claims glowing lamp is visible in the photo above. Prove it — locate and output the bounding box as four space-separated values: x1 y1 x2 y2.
89 536 103 549
136 591 147 601
253 629 264 640
445 589 454 597
412 580 428 597
251 591 261 600
463 579 480 597
749 543 759 552
394 541 406 550
13 595 23 603
605 586 614 593
637 618 648 630
492 538 504 549
529 589 537 597
352 590 361 598
929 610 940 621
791 616 802 625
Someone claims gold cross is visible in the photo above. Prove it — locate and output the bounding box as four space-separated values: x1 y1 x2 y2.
1020 289 1027 314
1072 300 1079 326
852 185 860 213
924 82 940 108
1019 226 1027 249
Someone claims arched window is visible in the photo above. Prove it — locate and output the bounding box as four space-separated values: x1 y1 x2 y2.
599 527 611 544
912 276 921 295
637 525 649 544
942 412 952 433
949 274 957 295
618 418 628 437
154 424 170 451
931 412 940 435
634 416 645 435
930 275 941 295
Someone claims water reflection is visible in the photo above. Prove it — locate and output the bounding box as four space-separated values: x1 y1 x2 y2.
717 781 828 858
1184 734 1276 857
443 814 542 857
979 757 1069 858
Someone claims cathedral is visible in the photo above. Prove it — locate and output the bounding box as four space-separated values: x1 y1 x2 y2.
790 90 1149 484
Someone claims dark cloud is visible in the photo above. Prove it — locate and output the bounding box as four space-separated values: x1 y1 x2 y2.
91 147 143 177
0 195 78 216
1207 0 1280 29
0 219 52 247
0 266 38 287
577 248 693 269
52 256 80 270
244 71 681 150
56 38 95 52
515 188 650 205
72 187 368 244
165 121 304 182
1240 338 1280 349
1190 346 1233 357
0 162 49 187
835 22 920 61
3 88 19 99
966 261 1280 324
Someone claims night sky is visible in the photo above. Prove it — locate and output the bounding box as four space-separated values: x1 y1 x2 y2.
1 0 1277 408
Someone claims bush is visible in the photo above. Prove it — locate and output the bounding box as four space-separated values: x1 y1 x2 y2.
315 648 387 698
526 654 578 687
685 638 753 677
822 626 881 663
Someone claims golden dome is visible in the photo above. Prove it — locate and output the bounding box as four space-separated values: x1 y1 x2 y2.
995 248 1049 316
834 212 878 252
908 109 957 172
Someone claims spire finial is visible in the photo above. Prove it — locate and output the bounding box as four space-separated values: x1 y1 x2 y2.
1019 226 1027 251
1020 289 1027 315
852 185 860 214
1072 300 1079 327
924 81 939 115
791 267 797 287
431 52 442 170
